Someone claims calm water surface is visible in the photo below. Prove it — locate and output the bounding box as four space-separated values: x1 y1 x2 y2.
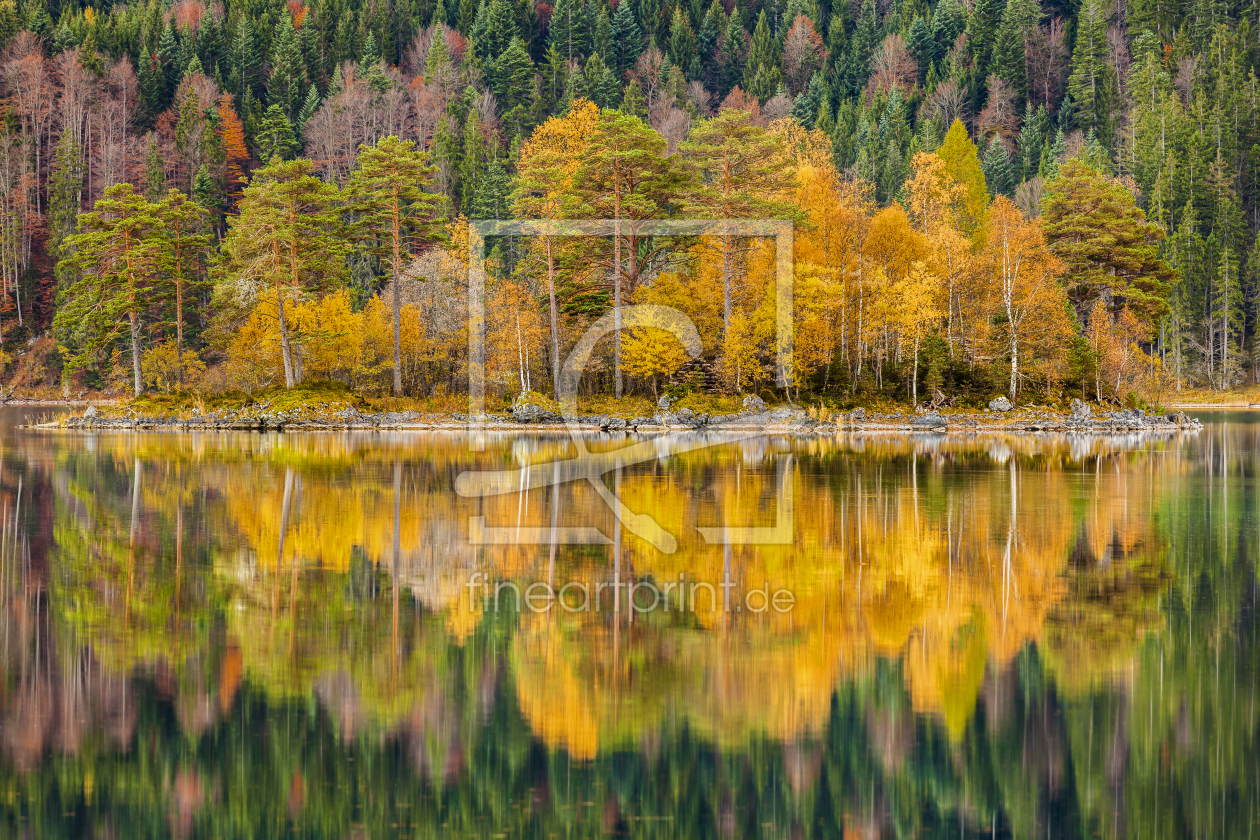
0 407 1257 838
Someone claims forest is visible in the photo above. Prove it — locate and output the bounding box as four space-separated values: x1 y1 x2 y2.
0 0 1250 405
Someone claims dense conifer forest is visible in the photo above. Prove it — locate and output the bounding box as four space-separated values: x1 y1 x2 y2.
0 0 1251 404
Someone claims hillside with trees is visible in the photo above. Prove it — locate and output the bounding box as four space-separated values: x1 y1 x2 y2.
0 0 1249 405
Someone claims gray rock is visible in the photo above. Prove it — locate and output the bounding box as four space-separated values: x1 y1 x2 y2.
83 405 98 419
989 396 1013 412
512 403 556 423
1069 398 1091 420
629 416 652 427
657 395 674 410
741 394 767 412
849 407 866 421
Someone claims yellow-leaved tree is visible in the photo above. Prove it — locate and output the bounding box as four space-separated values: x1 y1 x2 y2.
513 99 600 396
982 197 1074 399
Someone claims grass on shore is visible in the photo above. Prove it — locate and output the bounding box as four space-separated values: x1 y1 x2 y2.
1165 385 1260 406
85 381 1240 422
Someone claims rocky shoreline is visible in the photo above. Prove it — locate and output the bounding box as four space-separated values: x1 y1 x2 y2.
36 395 1203 435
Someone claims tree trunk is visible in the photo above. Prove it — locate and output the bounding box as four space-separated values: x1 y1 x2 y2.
129 309 143 397
722 231 732 345
175 274 184 386
277 285 296 389
614 215 622 399
392 194 403 397
912 334 920 406
547 238 560 398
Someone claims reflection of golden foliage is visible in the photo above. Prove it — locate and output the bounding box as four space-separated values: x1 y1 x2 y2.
38 429 1175 754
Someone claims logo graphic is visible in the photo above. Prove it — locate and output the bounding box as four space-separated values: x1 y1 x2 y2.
455 219 795 553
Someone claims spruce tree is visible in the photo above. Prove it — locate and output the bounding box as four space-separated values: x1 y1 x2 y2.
982 136 1015 197
258 104 299 162
1015 102 1043 182
493 36 535 112
549 0 587 60
717 10 747 95
472 160 513 219
268 14 307 121
48 130 85 263
590 4 611 59
991 0 1038 98
907 16 935 81
1067 0 1115 144
697 0 720 59
460 108 487 213
612 0 644 75
227 18 261 98
847 0 877 94
964 0 1003 82
742 10 782 101
668 6 699 79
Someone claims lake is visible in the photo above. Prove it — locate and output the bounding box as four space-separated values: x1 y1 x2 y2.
0 407 1255 838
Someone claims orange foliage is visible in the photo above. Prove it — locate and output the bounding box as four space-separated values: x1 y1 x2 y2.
216 94 249 204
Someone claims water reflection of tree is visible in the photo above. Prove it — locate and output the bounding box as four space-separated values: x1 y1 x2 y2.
1 428 1257 838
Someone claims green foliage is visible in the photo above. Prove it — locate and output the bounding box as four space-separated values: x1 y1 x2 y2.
1042 158 1177 323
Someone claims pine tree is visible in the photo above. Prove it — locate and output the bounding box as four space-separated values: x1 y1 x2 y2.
346 136 440 395
152 189 211 371
216 158 347 388
681 108 796 355
55 184 164 397
1042 158 1177 323
575 110 694 396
